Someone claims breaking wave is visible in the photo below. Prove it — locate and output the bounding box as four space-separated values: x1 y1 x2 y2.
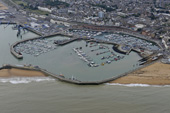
0 77 55 84
106 83 170 87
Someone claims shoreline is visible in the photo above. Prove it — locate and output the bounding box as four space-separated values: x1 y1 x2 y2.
110 62 170 85
1 62 170 86
0 21 164 85
0 68 46 77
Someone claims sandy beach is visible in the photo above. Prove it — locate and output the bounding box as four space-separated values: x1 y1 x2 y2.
111 62 170 85
0 68 46 77
0 3 8 10
1 62 170 85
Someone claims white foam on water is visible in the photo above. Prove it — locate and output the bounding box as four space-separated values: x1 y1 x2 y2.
0 77 55 84
106 83 170 87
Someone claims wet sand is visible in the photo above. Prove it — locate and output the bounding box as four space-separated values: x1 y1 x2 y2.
0 68 46 77
0 3 8 10
111 62 170 85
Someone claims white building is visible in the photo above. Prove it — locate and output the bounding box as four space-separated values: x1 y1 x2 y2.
38 7 52 13
0 16 6 20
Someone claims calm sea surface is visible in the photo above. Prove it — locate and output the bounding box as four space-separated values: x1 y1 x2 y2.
0 81 170 113
0 25 170 113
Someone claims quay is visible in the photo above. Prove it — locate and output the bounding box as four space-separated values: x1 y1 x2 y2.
57 37 80 46
117 45 132 55
20 25 43 36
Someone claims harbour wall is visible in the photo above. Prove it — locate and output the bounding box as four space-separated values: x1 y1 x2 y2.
3 22 163 85
0 60 160 85
21 26 43 36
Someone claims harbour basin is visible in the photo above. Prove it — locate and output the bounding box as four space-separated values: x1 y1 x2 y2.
1 24 145 82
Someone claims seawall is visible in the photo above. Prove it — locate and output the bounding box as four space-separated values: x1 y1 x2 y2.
0 60 160 85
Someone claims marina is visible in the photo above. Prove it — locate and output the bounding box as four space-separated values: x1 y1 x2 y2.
14 38 58 57
72 42 125 68
96 33 160 51
0 24 146 82
69 29 160 52
20 39 142 82
0 0 170 113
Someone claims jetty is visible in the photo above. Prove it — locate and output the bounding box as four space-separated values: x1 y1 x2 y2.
57 38 80 46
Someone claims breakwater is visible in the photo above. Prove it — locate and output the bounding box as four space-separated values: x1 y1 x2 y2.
57 38 80 46
21 26 43 36
0 59 160 85
112 45 127 55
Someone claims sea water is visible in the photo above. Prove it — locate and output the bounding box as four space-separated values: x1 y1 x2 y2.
1 25 169 113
